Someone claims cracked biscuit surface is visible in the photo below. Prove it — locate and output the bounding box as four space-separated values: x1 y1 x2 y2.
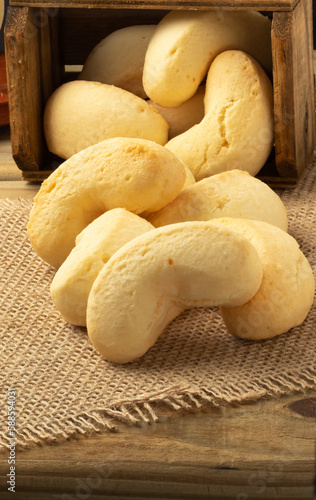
27 138 186 269
143 10 272 107
166 50 273 180
147 170 288 232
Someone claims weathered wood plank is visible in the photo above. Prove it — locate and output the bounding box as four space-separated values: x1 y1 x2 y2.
0 127 40 191
4 6 44 171
271 0 315 180
0 180 39 198
38 7 64 102
9 0 299 13
4 6 63 172
0 392 314 499
21 169 53 181
0 126 17 181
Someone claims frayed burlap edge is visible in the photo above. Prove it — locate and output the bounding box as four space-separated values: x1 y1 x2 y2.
1 368 316 450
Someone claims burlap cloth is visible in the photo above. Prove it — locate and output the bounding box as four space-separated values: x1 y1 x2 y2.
0 163 315 450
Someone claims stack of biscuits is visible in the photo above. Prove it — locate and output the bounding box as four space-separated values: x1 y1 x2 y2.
26 11 315 363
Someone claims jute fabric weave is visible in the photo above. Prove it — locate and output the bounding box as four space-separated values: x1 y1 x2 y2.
0 164 315 449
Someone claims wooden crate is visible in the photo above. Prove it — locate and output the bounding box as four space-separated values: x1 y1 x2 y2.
4 0 315 187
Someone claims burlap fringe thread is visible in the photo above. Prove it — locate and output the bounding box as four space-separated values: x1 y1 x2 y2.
2 372 316 449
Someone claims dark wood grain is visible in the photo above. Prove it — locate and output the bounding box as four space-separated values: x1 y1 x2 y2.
4 6 63 172
0 391 314 499
271 0 315 180
288 398 316 418
4 6 45 171
9 0 299 12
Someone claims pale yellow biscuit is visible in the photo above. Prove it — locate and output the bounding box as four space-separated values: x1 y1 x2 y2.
166 50 274 180
182 165 196 190
218 218 315 340
79 25 156 99
50 209 154 326
139 163 195 220
148 86 205 139
44 80 169 159
147 170 288 232
27 137 186 269
143 10 272 107
86 220 263 363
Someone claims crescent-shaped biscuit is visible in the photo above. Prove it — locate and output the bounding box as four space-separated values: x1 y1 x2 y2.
78 25 156 99
50 209 154 326
44 80 169 159
166 50 274 180
147 170 288 232
143 10 272 107
86 221 263 363
27 138 186 269
218 218 315 340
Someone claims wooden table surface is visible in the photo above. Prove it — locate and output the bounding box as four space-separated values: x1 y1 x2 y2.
0 124 315 500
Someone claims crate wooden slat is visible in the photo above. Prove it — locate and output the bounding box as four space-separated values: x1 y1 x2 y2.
4 0 315 187
5 6 63 171
9 0 300 12
5 7 42 171
271 0 315 180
